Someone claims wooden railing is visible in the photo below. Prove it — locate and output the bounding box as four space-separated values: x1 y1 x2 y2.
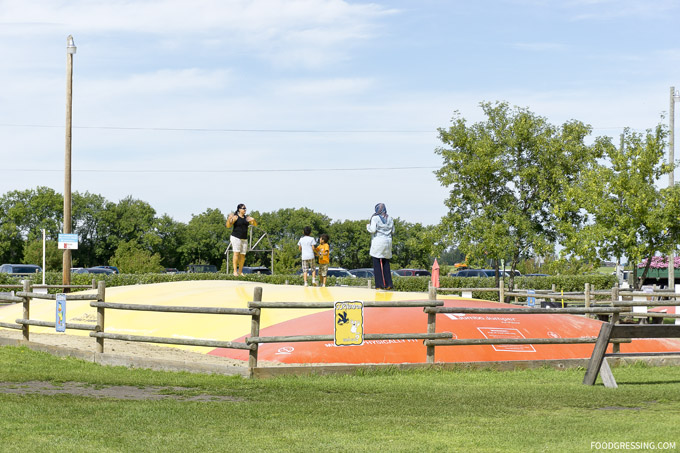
3 281 680 378
584 323 680 388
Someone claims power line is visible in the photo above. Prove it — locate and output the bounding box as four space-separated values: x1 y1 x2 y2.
0 123 434 134
4 166 438 174
0 122 646 133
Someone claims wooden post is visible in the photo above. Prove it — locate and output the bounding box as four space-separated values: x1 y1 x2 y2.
426 286 437 363
367 279 372 289
91 278 96 289
585 283 591 318
611 286 620 353
551 284 556 304
499 281 505 304
22 280 30 342
583 322 614 385
249 287 262 373
96 281 106 353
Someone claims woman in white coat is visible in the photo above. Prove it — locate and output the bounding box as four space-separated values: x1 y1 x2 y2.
366 203 395 290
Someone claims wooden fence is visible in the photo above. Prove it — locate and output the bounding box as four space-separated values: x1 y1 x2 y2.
583 323 680 388
2 281 680 377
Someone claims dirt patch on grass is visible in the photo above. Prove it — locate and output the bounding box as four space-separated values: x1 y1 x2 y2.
0 329 248 368
0 380 242 401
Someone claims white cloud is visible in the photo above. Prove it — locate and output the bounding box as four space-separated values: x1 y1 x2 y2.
0 0 395 67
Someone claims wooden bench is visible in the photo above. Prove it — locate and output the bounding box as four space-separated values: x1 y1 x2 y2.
583 324 680 388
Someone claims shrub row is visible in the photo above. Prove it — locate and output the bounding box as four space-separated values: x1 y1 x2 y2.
1 272 617 301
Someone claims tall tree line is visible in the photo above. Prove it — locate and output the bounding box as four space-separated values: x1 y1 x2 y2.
0 189 436 273
435 101 680 289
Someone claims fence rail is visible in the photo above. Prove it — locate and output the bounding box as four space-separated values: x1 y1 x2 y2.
3 280 680 377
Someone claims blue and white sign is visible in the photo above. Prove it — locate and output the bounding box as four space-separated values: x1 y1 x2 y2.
58 233 79 250
56 294 66 332
527 289 536 307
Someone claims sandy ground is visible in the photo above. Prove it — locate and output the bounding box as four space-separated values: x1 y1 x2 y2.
0 328 249 368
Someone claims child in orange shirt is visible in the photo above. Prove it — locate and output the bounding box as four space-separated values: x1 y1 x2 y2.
315 234 330 287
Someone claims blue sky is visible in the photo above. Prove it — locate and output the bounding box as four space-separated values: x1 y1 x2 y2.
1 0 679 227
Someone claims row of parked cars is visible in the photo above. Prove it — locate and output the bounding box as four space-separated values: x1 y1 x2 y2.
0 264 121 276
449 269 548 277
2 263 546 278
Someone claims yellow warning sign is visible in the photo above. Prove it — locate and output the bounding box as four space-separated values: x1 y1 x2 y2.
334 301 364 346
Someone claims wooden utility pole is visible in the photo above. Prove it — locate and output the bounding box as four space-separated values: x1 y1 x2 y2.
63 35 76 288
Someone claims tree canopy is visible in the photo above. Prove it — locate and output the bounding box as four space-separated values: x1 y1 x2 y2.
435 101 598 287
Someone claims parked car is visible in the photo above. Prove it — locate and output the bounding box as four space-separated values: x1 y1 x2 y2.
187 264 218 273
93 265 119 274
327 267 355 278
525 273 549 277
450 269 499 278
296 267 355 278
349 268 374 278
163 268 179 274
0 264 42 275
350 268 400 278
242 266 271 275
71 267 115 275
394 268 431 277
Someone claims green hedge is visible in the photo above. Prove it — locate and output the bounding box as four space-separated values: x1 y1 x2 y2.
1 272 617 300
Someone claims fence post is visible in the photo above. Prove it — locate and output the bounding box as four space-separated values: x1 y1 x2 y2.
367 279 372 289
91 278 96 289
499 281 505 303
249 287 262 372
96 281 106 353
426 286 437 363
611 286 620 353
551 284 556 304
22 280 30 342
585 283 591 318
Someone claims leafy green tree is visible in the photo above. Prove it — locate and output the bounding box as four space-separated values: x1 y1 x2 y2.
151 214 189 269
0 187 63 263
110 240 164 274
180 208 230 268
559 125 679 288
22 240 63 270
435 102 597 288
272 238 300 274
96 196 157 263
392 219 433 269
258 208 332 244
328 219 371 269
72 191 108 266
254 208 331 272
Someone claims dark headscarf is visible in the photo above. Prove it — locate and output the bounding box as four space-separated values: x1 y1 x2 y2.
373 203 388 224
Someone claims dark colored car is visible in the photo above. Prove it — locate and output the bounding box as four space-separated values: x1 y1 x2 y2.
394 269 431 277
163 268 179 274
451 269 511 278
350 268 400 278
71 267 115 275
0 264 42 275
242 266 271 275
187 264 218 273
93 265 119 274
349 268 374 278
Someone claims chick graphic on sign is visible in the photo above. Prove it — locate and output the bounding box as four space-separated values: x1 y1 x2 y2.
334 301 364 346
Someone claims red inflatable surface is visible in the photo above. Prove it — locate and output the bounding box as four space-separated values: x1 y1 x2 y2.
208 298 680 364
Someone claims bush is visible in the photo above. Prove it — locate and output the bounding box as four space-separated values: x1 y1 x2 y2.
1 272 618 300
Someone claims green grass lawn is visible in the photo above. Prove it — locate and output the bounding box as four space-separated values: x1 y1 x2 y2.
1 346 679 452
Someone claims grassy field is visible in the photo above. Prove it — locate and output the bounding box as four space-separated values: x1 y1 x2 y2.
1 346 679 452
